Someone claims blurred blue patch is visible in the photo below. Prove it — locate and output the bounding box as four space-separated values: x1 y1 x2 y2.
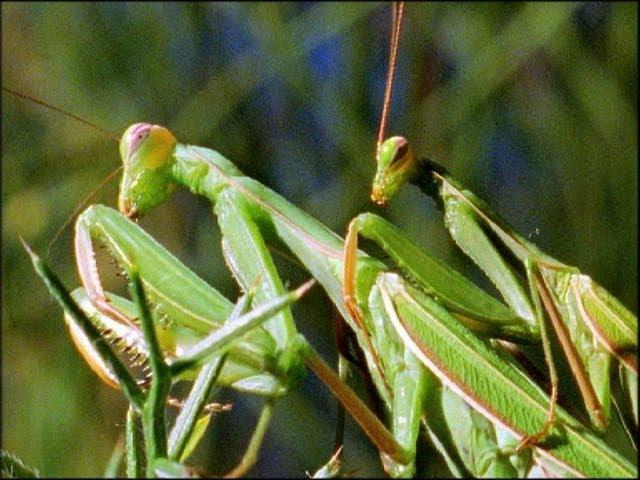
254 77 289 124
486 131 530 194
273 105 333 198
308 37 344 83
482 106 544 232
214 6 257 62
305 38 345 157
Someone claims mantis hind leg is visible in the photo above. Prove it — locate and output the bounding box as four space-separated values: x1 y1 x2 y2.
215 189 298 353
223 399 275 478
515 260 562 449
75 218 138 329
344 216 392 395
345 213 534 341
443 196 610 432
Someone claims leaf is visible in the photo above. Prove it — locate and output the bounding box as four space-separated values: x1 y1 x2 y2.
179 414 211 463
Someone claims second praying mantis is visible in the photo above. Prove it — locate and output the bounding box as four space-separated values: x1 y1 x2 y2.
341 0 636 449
345 135 637 433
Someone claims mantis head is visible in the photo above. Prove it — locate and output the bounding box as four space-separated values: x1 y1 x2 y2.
371 136 415 206
119 123 177 218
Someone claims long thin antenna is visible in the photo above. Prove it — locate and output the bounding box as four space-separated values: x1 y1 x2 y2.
3 87 125 255
46 166 123 257
376 1 405 157
3 87 120 142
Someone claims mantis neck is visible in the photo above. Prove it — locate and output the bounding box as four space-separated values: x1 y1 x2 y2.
169 141 361 265
170 143 244 203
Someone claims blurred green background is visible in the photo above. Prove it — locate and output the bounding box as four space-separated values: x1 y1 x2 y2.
2 2 637 477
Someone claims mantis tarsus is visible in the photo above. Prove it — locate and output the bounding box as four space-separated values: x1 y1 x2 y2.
3 2 636 476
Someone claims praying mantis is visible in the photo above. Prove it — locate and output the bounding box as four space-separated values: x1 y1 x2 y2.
2 1 636 478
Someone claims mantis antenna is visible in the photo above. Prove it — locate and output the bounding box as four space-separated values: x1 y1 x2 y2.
46 166 123 256
376 1 405 159
3 87 120 141
2 87 123 256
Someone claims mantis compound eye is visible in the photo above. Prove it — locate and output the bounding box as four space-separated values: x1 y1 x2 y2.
125 123 153 160
390 137 410 165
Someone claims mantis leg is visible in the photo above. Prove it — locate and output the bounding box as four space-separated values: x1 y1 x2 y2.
367 284 426 477
344 213 537 341
75 220 138 329
437 387 532 478
514 260 559 447
344 216 393 395
223 399 275 478
209 189 296 472
214 189 298 358
214 189 413 471
534 262 625 431
619 364 638 428
73 205 287 395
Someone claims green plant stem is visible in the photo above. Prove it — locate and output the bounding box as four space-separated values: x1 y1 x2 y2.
300 342 410 465
22 239 145 407
125 406 141 478
223 398 275 478
168 354 226 461
129 267 170 475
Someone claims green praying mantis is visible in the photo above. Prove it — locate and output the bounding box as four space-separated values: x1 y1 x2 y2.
4 2 637 478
